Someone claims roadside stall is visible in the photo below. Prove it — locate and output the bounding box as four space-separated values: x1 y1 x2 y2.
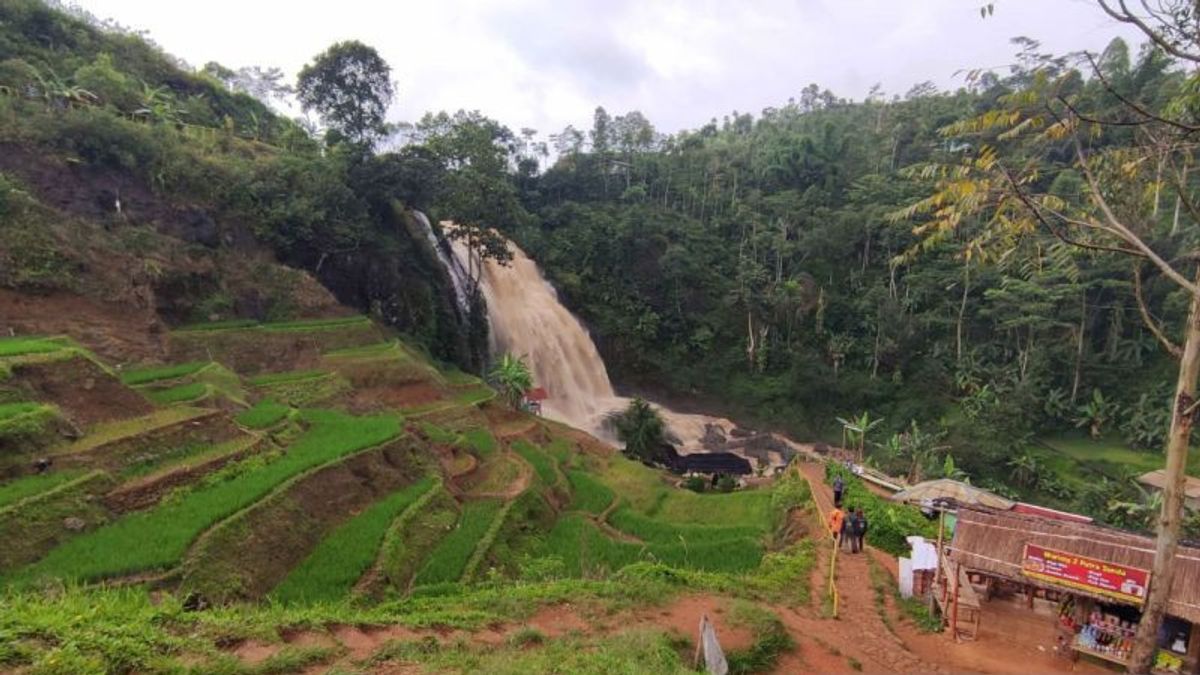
949 508 1200 673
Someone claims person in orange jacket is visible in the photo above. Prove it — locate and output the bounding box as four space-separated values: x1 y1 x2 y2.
828 506 845 543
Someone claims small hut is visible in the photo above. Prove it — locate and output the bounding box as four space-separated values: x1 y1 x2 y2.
949 508 1200 672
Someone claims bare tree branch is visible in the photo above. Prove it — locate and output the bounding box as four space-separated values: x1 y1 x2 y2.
1098 0 1200 63
999 164 1146 256
1082 52 1200 132
1134 262 1183 357
1073 135 1200 293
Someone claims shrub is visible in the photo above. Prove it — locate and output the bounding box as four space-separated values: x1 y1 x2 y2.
683 476 706 493
824 463 935 556
716 475 737 493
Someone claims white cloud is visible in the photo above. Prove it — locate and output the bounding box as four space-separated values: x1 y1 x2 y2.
71 0 1147 137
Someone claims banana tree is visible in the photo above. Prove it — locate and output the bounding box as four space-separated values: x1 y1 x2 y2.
836 411 884 463
1073 389 1113 440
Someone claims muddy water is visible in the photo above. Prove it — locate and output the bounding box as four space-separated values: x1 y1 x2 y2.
447 230 738 450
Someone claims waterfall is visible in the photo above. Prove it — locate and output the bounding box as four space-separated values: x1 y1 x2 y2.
446 227 744 451
413 211 472 318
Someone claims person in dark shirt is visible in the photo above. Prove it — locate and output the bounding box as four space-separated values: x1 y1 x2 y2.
832 475 845 508
853 507 868 553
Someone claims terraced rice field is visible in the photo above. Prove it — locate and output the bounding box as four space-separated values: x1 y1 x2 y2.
272 476 437 604
0 314 822 675
11 410 401 583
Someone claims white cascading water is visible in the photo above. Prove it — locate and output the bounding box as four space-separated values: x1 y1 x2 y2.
447 227 740 450
413 211 472 318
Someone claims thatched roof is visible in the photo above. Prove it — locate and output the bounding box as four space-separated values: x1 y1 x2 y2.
949 509 1200 622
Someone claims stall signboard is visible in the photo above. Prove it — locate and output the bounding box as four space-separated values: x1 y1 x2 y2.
1020 543 1150 604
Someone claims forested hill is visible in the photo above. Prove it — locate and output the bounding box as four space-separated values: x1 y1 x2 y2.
507 40 1185 511
0 0 483 370
0 0 1192 528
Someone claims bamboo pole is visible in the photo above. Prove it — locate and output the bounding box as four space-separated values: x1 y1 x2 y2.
931 509 945 613
952 562 962 643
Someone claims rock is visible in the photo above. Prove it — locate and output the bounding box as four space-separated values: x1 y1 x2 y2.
82 377 95 391
62 517 86 531
700 424 727 450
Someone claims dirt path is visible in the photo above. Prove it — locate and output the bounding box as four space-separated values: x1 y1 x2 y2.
591 493 642 543
467 451 532 500
791 460 944 673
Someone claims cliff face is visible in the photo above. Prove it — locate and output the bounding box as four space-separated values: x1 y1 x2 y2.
0 141 478 370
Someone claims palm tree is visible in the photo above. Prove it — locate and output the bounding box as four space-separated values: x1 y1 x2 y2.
836 411 884 462
605 397 668 464
488 353 532 409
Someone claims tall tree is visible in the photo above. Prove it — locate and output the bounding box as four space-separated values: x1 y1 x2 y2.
296 41 394 145
891 5 1199 666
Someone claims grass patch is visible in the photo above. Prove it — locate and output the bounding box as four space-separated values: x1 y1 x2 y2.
173 319 259 332
419 421 458 445
0 402 57 442
261 316 370 332
655 490 773 529
455 387 495 406
370 630 691 674
0 469 85 510
726 602 795 674
52 407 211 457
538 514 763 576
0 336 68 357
461 428 497 457
236 399 291 429
1038 434 1200 479
0 401 44 420
12 409 401 583
120 361 209 385
323 340 401 358
145 381 207 404
377 485 458 591
413 499 504 586
608 507 764 545
513 441 558 487
248 370 327 386
118 435 262 481
566 470 614 515
0 579 695 674
441 368 483 387
272 476 437 604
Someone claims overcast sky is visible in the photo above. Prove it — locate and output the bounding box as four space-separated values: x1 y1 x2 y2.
71 0 1147 137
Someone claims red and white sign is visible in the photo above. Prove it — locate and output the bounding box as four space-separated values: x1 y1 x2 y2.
1020 543 1150 604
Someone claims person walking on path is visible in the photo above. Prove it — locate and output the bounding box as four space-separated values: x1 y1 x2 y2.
832 475 845 508
828 506 845 547
853 507 868 553
840 506 856 552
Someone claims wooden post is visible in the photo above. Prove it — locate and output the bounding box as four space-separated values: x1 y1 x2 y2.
1185 620 1200 675
931 509 946 612
952 562 962 643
